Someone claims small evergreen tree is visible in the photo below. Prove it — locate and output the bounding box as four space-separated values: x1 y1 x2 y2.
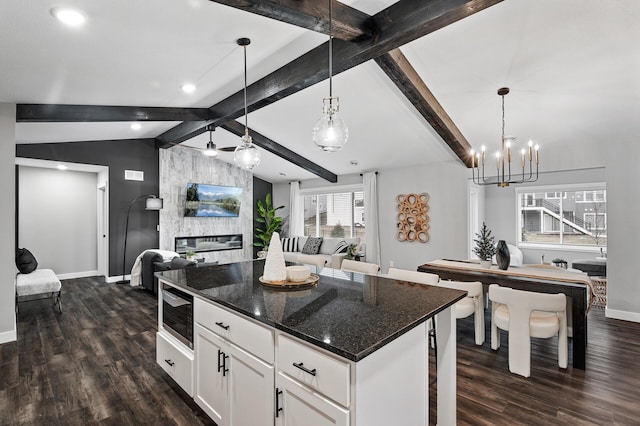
473 222 497 261
331 222 345 237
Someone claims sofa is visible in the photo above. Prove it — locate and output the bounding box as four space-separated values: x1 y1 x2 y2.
281 236 362 269
141 252 218 294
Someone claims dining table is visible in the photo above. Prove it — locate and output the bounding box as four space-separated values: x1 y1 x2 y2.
418 259 595 370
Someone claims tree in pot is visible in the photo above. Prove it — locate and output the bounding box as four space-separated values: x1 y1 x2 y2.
473 222 496 268
254 193 284 258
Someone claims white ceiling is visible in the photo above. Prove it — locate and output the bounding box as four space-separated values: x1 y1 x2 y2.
3 0 639 183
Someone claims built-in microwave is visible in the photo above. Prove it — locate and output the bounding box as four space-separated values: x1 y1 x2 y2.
161 284 193 349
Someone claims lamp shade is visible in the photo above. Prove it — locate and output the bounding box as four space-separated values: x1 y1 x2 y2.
145 197 163 210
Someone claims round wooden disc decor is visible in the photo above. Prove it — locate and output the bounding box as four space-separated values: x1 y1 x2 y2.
396 192 430 243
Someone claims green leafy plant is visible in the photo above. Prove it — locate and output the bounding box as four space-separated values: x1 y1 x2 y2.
254 193 284 251
473 222 497 261
345 243 359 260
185 250 197 259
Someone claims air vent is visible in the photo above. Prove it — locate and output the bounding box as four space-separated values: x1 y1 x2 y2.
124 170 144 181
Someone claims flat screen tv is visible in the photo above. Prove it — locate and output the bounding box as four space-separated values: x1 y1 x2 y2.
184 183 242 217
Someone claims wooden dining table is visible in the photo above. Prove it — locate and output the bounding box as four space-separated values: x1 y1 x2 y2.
418 259 595 370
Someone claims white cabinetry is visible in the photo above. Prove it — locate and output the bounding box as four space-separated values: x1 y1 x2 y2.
156 331 194 397
194 299 274 426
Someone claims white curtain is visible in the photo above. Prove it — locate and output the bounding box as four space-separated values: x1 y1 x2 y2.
289 181 304 237
363 172 381 267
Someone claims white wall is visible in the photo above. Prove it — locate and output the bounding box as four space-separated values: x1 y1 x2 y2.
18 166 98 277
484 137 640 321
0 103 16 343
159 146 253 264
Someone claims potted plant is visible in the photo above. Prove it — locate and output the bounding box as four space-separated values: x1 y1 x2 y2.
345 243 359 260
185 250 197 262
254 193 284 258
473 222 496 268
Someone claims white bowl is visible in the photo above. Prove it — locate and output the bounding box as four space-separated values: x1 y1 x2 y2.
286 266 311 283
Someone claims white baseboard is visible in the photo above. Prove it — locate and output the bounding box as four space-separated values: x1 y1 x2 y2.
105 274 130 283
0 328 17 344
605 307 640 323
56 270 100 280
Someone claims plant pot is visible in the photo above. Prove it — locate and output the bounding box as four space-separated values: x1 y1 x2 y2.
257 250 267 259
480 260 492 269
495 240 511 270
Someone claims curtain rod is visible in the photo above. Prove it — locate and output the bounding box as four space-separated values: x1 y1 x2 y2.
359 172 379 176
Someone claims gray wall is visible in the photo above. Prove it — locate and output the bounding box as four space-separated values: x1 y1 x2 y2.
18 166 98 276
0 103 16 343
159 146 253 264
273 162 469 273
17 139 159 278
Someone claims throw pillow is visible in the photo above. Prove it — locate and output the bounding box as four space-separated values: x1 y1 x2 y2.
301 237 323 255
16 248 38 274
281 237 299 253
333 240 349 254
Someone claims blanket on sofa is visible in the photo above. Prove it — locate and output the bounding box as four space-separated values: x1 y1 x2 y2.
130 249 178 287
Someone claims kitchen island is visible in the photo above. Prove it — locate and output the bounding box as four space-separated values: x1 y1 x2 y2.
156 260 465 425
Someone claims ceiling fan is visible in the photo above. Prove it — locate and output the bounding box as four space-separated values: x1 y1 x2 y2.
202 126 237 156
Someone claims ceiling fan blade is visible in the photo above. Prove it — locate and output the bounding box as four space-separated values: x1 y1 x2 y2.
218 146 238 152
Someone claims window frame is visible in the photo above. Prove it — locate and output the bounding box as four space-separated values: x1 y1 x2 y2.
516 182 606 252
300 184 364 239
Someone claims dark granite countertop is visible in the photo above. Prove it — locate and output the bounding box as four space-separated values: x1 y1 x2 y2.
157 260 465 362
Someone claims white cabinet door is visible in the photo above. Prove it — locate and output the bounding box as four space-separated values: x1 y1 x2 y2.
195 323 227 426
276 373 349 426
228 344 274 426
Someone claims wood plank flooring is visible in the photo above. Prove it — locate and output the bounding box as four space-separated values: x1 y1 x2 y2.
1 276 639 425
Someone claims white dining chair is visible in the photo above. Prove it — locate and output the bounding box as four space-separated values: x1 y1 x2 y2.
438 280 485 345
341 259 379 276
489 284 568 378
386 268 439 285
295 253 326 273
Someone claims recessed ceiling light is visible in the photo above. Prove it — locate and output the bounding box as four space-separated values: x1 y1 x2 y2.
57 164 68 170
349 160 359 166
181 83 196 94
131 123 142 130
279 172 287 176
51 8 86 27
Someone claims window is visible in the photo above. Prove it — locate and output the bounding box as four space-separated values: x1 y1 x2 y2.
303 190 365 240
517 184 607 249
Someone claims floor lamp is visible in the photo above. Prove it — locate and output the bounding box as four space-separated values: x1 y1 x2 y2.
117 194 163 284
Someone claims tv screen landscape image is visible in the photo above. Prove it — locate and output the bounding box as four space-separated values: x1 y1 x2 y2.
184 183 242 217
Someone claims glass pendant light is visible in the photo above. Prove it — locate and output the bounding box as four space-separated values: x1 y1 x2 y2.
312 0 348 151
233 37 261 170
203 126 218 157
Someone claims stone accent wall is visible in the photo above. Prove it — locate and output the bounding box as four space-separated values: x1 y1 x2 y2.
159 146 253 264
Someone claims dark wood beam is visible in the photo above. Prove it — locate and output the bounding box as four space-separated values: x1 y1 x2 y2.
220 120 338 183
375 49 473 167
209 0 374 41
156 0 503 148
16 104 219 122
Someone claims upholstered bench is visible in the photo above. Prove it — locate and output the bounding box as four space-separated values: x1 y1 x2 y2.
16 269 62 313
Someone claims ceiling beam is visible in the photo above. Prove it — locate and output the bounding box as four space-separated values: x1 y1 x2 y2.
156 0 503 148
16 104 219 122
208 0 374 41
220 120 337 182
375 49 473 167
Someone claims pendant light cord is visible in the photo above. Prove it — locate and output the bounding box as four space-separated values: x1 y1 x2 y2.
329 0 333 98
243 44 249 137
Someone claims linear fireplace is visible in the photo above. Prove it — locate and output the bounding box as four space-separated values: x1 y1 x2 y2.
175 234 243 254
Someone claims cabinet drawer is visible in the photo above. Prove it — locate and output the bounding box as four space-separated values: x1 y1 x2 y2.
157 332 194 396
277 334 350 407
195 298 274 364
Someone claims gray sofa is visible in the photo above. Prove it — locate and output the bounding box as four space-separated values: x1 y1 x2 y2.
282 236 362 269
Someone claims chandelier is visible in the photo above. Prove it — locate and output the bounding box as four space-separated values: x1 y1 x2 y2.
233 37 261 170
470 87 539 187
312 0 348 151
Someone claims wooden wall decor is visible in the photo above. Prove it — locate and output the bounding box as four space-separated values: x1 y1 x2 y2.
396 193 430 243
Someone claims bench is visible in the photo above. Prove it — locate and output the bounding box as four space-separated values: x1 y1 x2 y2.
16 269 62 313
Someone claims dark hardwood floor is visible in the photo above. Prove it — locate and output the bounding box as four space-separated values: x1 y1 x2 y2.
1 277 639 425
